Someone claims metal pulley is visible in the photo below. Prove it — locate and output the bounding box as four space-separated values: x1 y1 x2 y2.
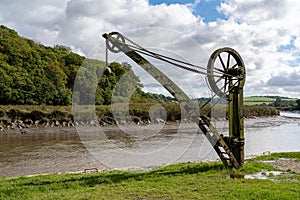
103 32 125 53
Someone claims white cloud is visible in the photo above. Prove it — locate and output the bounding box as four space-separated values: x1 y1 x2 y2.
0 0 300 98
216 0 300 98
0 0 67 45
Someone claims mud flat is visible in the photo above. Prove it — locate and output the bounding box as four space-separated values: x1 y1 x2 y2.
0 113 299 178
260 158 300 173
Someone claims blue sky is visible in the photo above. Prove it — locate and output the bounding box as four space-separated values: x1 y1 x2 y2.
149 0 227 22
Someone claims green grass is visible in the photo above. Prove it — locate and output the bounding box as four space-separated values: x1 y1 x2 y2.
252 152 300 161
0 153 299 200
244 96 297 106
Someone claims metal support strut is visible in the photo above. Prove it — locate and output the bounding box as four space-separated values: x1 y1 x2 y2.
102 32 246 169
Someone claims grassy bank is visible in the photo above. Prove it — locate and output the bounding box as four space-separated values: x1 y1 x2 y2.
0 152 299 200
0 104 279 129
244 96 297 106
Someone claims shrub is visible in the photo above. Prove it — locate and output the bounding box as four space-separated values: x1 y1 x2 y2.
7 108 25 120
0 108 6 117
50 110 67 120
30 110 46 121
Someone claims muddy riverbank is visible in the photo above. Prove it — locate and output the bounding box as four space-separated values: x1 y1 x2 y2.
0 113 299 178
0 104 280 132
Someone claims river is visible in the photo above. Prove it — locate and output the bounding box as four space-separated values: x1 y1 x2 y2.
0 111 299 178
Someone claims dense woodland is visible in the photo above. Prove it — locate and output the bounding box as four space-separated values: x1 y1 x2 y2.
0 25 175 105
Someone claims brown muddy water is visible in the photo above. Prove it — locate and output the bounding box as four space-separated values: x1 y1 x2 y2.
0 112 299 178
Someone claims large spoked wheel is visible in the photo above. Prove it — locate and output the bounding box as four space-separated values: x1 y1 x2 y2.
105 32 125 53
207 47 245 98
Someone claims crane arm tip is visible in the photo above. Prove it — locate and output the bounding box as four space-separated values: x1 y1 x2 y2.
102 33 109 39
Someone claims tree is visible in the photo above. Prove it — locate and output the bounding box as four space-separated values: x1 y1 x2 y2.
0 25 76 105
274 97 282 107
296 99 300 110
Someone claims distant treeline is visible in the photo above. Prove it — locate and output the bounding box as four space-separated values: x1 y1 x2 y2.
244 96 299 109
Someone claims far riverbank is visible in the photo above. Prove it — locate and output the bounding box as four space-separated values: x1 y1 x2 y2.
0 104 280 131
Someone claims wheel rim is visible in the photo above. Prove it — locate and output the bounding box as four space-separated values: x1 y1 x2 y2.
207 47 245 98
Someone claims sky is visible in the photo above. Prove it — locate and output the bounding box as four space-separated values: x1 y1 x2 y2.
0 0 300 98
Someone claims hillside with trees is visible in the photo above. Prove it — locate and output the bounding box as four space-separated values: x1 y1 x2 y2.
0 25 285 129
0 25 173 105
0 25 79 105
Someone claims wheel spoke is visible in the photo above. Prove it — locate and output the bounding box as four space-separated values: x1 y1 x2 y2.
218 55 226 71
215 75 224 84
233 79 239 86
227 53 230 69
215 68 225 73
231 63 238 68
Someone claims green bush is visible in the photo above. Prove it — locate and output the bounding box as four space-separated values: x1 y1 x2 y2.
0 108 5 117
7 108 25 120
30 110 46 121
50 110 67 120
244 106 279 117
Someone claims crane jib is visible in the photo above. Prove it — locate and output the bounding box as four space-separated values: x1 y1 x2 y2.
102 32 245 169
